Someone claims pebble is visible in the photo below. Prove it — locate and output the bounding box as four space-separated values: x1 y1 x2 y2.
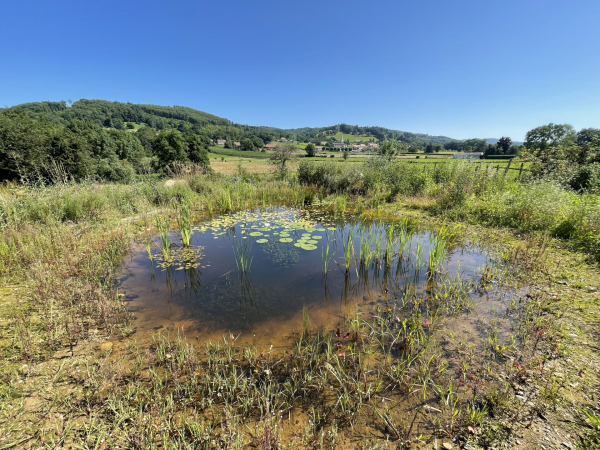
99 342 113 351
443 443 453 450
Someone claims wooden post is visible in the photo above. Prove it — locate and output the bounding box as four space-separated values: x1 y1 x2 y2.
495 165 500 175
518 162 524 180
504 158 512 176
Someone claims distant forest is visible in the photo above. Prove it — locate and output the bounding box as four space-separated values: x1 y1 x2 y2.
0 99 519 182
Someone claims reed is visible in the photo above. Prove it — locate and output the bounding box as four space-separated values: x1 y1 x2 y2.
156 216 171 261
176 200 192 247
342 227 355 275
233 235 253 273
321 234 335 274
384 223 395 265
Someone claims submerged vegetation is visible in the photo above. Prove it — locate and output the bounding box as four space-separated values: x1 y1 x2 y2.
0 142 599 448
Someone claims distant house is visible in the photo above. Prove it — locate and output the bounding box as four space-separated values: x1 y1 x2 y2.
454 152 483 159
320 141 327 146
279 137 287 142
216 139 226 146
264 143 277 149
234 142 241 148
315 146 323 151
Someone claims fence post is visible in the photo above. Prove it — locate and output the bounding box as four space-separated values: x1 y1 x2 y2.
504 158 512 177
495 165 500 175
518 162 524 180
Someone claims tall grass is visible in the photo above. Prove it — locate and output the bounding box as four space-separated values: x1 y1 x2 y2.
156 216 171 261
176 200 192 247
233 236 253 273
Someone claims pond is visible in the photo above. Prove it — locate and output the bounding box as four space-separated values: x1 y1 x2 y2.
116 207 511 351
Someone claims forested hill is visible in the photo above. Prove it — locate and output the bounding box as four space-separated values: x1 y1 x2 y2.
10 99 457 146
1 98 485 184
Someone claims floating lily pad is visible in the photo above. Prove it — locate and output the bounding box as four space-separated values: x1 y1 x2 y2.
305 240 318 244
311 235 323 240
249 232 263 236
279 238 293 243
300 244 318 250
294 243 303 247
256 239 268 243
279 232 291 237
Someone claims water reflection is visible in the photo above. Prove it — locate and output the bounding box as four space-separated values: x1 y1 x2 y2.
117 207 498 342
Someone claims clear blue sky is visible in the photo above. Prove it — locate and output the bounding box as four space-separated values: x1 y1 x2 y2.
1 1 599 141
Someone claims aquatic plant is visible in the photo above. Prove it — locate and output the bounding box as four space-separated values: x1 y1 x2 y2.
342 227 355 275
321 235 335 274
384 223 395 265
414 238 424 269
233 235 253 272
156 216 171 261
427 234 448 278
176 200 192 247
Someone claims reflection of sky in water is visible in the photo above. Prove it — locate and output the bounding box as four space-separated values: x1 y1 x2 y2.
117 208 497 338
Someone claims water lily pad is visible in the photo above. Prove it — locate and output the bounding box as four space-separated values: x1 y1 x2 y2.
249 232 263 236
311 235 323 240
294 243 303 247
279 238 293 243
300 244 317 250
279 232 290 237
306 240 318 245
256 239 268 243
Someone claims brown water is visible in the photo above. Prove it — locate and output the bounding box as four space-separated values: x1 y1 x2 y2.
116 207 509 350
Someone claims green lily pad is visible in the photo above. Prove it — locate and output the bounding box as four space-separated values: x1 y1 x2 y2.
249 232 263 236
294 243 303 247
306 240 318 245
300 244 318 250
311 235 323 240
256 239 268 243
279 232 290 237
279 238 293 243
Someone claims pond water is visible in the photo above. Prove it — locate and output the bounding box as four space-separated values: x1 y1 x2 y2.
116 207 510 350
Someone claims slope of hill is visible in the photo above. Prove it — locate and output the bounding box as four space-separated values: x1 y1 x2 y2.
9 99 461 147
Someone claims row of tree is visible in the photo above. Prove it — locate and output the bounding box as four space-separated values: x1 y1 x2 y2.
0 109 209 182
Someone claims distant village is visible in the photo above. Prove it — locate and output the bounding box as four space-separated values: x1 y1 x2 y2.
213 136 487 159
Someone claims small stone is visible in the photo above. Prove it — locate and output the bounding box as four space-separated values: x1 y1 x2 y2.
99 342 113 351
443 443 453 450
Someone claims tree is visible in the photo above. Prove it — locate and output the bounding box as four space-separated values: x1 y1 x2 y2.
378 140 400 159
240 138 255 151
424 144 434 154
497 137 512 154
153 129 189 168
251 136 264 148
269 143 296 177
343 149 349 161
524 123 576 152
577 128 600 145
305 143 316 157
185 134 210 168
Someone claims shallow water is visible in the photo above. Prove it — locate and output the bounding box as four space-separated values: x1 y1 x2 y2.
116 207 509 349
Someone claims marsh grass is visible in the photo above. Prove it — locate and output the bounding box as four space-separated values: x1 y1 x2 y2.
176 199 192 246
0 168 597 448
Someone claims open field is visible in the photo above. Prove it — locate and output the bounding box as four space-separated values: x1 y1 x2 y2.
209 146 270 159
331 131 377 142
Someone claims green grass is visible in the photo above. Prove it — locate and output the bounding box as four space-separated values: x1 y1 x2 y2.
124 122 146 130
331 131 377 143
208 146 270 159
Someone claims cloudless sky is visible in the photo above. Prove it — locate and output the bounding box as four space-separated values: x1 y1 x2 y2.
1 0 599 140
